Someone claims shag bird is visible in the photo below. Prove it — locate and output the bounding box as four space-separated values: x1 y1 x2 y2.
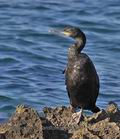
61 26 100 123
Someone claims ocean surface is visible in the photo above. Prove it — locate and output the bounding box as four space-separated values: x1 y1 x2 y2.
0 0 120 121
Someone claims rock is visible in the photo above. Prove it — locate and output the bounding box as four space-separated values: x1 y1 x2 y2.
71 127 100 139
87 109 109 124
90 119 120 139
0 105 70 139
0 134 6 139
43 106 74 128
0 102 120 139
1 105 43 139
106 102 120 123
43 127 69 139
106 101 119 113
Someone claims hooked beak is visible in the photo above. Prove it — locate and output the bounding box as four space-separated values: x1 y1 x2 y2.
49 29 71 37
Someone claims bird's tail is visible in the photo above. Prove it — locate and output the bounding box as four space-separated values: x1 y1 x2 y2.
91 106 100 113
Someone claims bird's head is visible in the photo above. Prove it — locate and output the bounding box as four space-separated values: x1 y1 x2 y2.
49 26 85 39
61 26 85 39
49 26 86 51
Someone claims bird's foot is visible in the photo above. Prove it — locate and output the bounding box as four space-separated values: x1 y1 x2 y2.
72 109 83 124
72 111 82 124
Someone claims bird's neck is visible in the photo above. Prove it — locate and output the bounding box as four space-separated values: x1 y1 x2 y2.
68 36 85 61
75 36 85 52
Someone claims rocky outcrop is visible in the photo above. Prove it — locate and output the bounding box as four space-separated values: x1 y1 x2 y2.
0 102 120 139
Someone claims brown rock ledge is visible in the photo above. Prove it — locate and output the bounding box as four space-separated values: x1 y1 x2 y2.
0 102 120 139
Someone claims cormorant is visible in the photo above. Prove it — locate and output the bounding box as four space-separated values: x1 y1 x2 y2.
61 26 100 123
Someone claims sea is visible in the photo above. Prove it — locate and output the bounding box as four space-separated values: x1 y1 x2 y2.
0 0 120 121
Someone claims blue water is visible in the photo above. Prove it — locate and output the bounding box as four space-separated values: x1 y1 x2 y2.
0 0 120 121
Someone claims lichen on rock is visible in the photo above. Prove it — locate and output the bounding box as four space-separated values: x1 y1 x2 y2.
0 102 120 139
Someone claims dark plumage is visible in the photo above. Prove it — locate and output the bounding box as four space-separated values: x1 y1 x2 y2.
49 26 100 123
62 26 100 123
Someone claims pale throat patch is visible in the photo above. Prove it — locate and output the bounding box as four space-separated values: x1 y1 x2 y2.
62 31 71 36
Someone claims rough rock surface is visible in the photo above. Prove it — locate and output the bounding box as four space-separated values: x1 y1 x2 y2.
0 102 120 139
